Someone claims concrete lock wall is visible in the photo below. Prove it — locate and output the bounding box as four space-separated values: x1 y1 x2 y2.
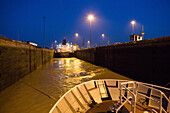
0 36 54 91
75 36 170 87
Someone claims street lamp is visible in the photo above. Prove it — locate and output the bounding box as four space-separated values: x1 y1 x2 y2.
87 41 90 48
88 14 94 48
101 34 105 46
75 33 79 45
102 34 104 39
43 16 46 48
141 26 144 39
75 33 79 37
131 20 135 34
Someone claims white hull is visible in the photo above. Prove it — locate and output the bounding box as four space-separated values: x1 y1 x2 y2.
50 79 170 113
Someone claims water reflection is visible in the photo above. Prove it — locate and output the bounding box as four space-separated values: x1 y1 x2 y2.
0 58 131 113
52 58 92 83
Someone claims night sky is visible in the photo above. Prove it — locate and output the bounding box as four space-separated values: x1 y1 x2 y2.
0 0 170 48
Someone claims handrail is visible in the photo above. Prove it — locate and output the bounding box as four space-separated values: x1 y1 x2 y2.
116 97 132 113
120 82 136 113
137 81 170 91
119 81 169 113
137 83 170 103
121 84 135 96
49 79 169 113
136 83 169 113
150 109 158 113
121 81 135 85
121 93 132 104
137 92 160 103
162 107 167 113
162 93 170 103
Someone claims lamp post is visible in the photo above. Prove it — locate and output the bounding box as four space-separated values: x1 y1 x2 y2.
88 15 94 48
43 16 46 48
75 33 79 45
54 40 57 50
102 34 104 46
131 20 135 35
141 26 144 39
87 41 90 48
102 34 104 39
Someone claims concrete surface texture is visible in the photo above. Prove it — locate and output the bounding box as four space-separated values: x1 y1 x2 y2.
75 36 170 87
0 36 54 91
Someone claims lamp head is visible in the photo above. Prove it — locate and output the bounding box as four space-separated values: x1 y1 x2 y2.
131 20 135 25
75 33 78 37
102 34 104 37
88 15 94 21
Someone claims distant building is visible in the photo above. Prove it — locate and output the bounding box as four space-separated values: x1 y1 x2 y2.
73 43 80 51
56 42 73 52
27 41 38 46
55 38 79 52
62 38 66 45
130 34 143 42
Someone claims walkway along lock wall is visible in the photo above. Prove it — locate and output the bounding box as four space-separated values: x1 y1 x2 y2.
0 36 54 92
75 36 170 87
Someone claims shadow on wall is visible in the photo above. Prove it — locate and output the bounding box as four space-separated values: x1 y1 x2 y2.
75 36 170 87
0 36 54 92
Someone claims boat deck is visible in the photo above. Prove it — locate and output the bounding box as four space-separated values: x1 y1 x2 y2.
86 100 157 113
86 100 114 113
49 80 170 113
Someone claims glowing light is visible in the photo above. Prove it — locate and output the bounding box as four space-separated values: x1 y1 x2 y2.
131 20 136 34
75 33 78 37
102 34 104 37
87 41 90 43
88 15 94 21
131 20 135 25
29 42 38 46
66 59 70 63
58 60 61 64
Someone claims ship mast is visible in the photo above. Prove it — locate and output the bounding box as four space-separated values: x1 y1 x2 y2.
141 26 144 39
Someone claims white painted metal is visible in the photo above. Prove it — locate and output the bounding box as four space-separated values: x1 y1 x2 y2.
97 81 108 98
118 81 136 113
150 109 158 113
49 79 170 113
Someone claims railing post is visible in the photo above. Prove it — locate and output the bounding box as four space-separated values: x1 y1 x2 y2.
150 109 158 113
159 92 162 113
132 82 134 93
131 94 136 113
120 84 122 104
131 82 136 113
133 82 137 94
133 94 136 113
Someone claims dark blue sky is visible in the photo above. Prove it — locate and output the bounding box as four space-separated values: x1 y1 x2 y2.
0 0 170 48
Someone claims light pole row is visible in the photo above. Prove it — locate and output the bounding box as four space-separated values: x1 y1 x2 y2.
43 16 46 48
88 15 94 48
47 16 138 49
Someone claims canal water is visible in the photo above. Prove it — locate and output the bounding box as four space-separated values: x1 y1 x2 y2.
0 58 132 113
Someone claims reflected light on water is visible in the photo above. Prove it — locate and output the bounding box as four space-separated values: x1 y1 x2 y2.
58 60 61 64
54 61 58 64
0 57 132 113
66 59 70 63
